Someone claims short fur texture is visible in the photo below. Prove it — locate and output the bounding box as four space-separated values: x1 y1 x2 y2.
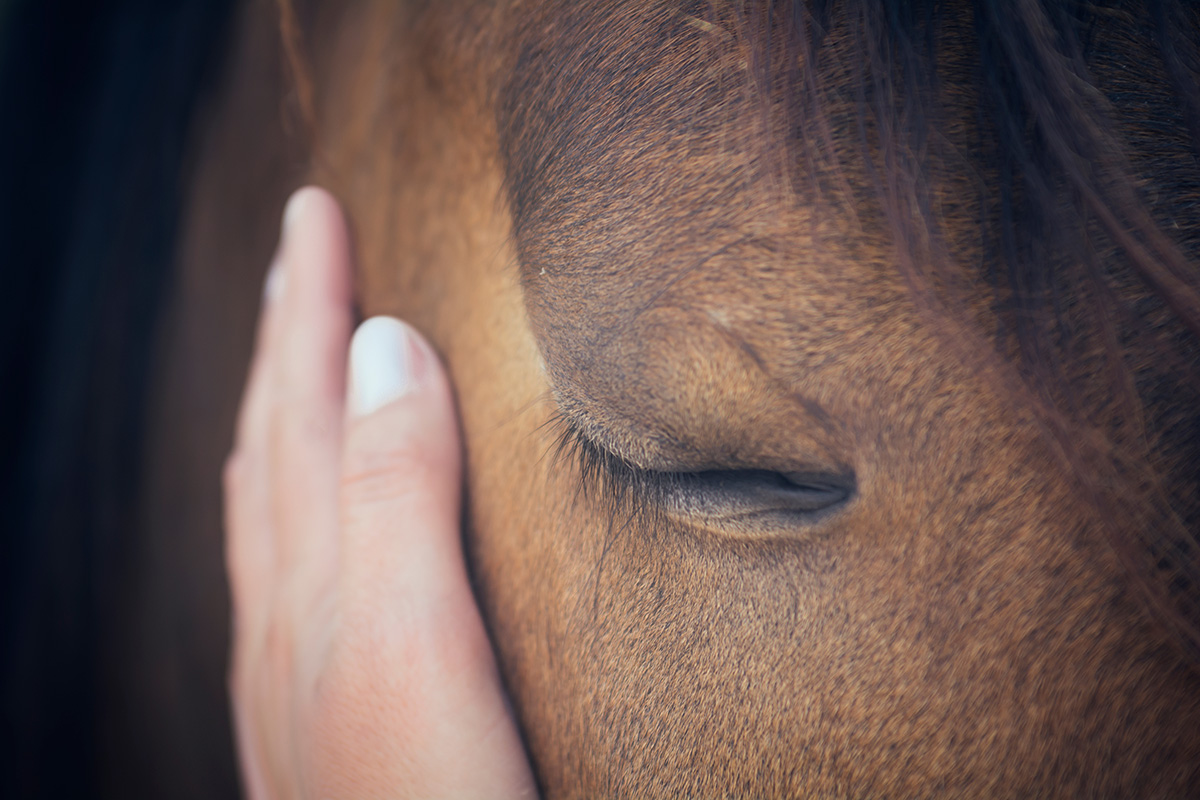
137 0 1200 796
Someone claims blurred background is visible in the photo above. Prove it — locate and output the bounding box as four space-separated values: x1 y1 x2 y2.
1 1 240 795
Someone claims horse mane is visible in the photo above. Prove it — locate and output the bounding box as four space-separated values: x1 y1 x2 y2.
729 0 1200 662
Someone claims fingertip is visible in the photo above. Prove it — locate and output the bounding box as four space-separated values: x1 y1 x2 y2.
338 319 465 613
347 317 425 418
340 315 461 507
276 185 353 309
282 185 336 237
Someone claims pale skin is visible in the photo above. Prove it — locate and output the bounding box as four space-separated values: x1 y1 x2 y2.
223 186 538 799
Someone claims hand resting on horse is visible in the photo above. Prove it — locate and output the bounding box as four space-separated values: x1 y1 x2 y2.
223 186 538 799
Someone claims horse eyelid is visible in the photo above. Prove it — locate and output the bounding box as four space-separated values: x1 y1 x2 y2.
551 416 853 527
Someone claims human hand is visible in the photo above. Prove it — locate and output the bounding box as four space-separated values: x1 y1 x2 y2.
223 187 538 799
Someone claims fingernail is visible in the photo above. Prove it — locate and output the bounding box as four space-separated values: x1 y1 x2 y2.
263 189 310 304
348 317 421 417
262 259 285 304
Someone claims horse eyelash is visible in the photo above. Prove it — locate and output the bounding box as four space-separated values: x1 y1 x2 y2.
545 412 665 525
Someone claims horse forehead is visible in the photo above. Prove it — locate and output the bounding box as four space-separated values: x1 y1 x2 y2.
495 4 892 388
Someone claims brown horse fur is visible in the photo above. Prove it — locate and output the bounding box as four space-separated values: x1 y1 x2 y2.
127 0 1200 796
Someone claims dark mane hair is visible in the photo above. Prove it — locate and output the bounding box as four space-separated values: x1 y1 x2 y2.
731 0 1200 660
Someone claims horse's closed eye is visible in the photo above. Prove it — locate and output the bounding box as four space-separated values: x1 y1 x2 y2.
662 469 854 526
551 414 853 537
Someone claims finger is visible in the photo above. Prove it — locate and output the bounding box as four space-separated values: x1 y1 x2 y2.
268 186 355 574
224 205 294 800
331 316 538 798
340 317 465 603
229 676 274 800
233 245 288 455
225 217 290 622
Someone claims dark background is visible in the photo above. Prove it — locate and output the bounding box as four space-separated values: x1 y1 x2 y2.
0 1 237 795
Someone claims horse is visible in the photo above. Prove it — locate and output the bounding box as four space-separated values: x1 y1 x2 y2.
91 0 1200 796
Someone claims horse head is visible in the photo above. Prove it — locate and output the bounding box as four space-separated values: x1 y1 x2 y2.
270 0 1200 794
